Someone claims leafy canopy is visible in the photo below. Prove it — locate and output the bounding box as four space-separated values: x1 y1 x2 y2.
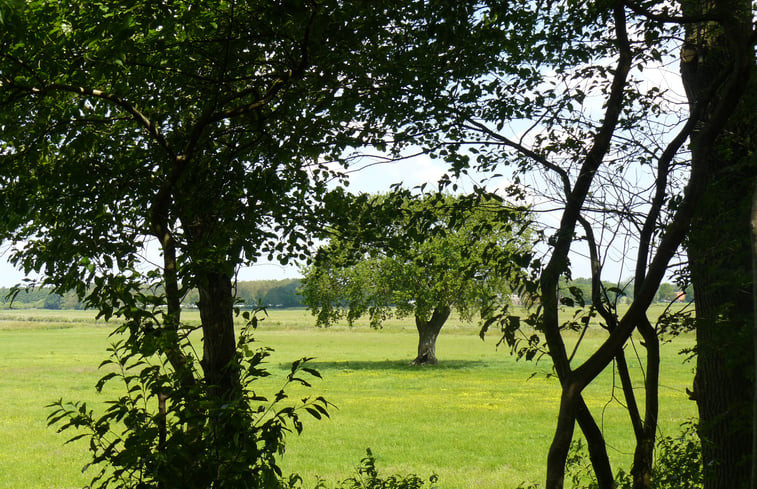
0 2 509 487
301 191 533 328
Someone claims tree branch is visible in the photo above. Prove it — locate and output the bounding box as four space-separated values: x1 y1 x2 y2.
0 78 173 156
571 30 754 389
204 2 317 125
624 0 727 24
463 119 572 197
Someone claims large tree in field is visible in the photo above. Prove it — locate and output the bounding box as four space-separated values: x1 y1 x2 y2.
300 192 532 365
0 1 495 487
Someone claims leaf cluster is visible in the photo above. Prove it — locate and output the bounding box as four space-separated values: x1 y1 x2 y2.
47 311 330 489
561 422 702 489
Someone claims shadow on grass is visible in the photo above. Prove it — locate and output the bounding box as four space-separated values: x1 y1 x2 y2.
275 359 489 372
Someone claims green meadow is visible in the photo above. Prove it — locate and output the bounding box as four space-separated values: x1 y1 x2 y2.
0 307 696 489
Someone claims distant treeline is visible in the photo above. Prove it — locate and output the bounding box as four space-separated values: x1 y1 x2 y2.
0 279 306 310
0 286 85 310
1 277 690 310
182 279 304 309
561 277 694 305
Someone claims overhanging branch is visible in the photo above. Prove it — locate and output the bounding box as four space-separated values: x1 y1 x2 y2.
0 77 173 156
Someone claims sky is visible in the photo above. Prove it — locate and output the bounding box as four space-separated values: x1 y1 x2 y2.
0 243 27 287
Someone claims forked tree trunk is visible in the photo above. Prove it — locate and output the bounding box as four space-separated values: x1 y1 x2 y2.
627 320 660 489
413 305 451 365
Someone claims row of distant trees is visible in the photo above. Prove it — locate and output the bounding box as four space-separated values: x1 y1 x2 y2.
1 278 691 310
0 287 85 310
181 279 304 309
0 279 305 310
561 277 694 305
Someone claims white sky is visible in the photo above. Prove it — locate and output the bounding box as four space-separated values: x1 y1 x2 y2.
0 261 25 287
0 243 30 288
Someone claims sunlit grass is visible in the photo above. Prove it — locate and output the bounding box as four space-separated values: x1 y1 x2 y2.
0 307 696 489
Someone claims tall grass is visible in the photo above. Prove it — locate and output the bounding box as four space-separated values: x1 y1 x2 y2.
0 307 696 489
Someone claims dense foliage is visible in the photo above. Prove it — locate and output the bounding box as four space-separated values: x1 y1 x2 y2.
558 423 703 489
0 1 753 488
48 314 329 489
0 1 501 487
301 192 532 364
302 193 530 326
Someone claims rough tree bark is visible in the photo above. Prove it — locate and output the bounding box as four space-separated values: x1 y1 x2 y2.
688 131 755 489
413 305 451 365
681 2 756 487
686 114 755 488
751 182 757 488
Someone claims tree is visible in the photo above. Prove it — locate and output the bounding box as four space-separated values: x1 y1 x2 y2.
42 292 62 310
655 282 679 303
680 1 757 487
384 2 753 488
262 280 303 308
0 1 497 486
301 192 531 365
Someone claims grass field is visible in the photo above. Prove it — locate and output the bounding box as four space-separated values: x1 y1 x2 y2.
0 307 697 489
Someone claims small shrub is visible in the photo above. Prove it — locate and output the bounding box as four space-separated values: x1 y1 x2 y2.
564 439 600 489
283 449 439 489
337 449 438 489
649 422 702 489
561 422 702 489
47 319 330 489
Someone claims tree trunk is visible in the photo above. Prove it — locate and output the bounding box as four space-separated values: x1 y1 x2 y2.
413 305 451 365
688 143 755 489
546 386 578 489
576 396 616 489
751 182 757 489
197 270 239 399
682 7 756 483
630 320 659 489
690 237 753 489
